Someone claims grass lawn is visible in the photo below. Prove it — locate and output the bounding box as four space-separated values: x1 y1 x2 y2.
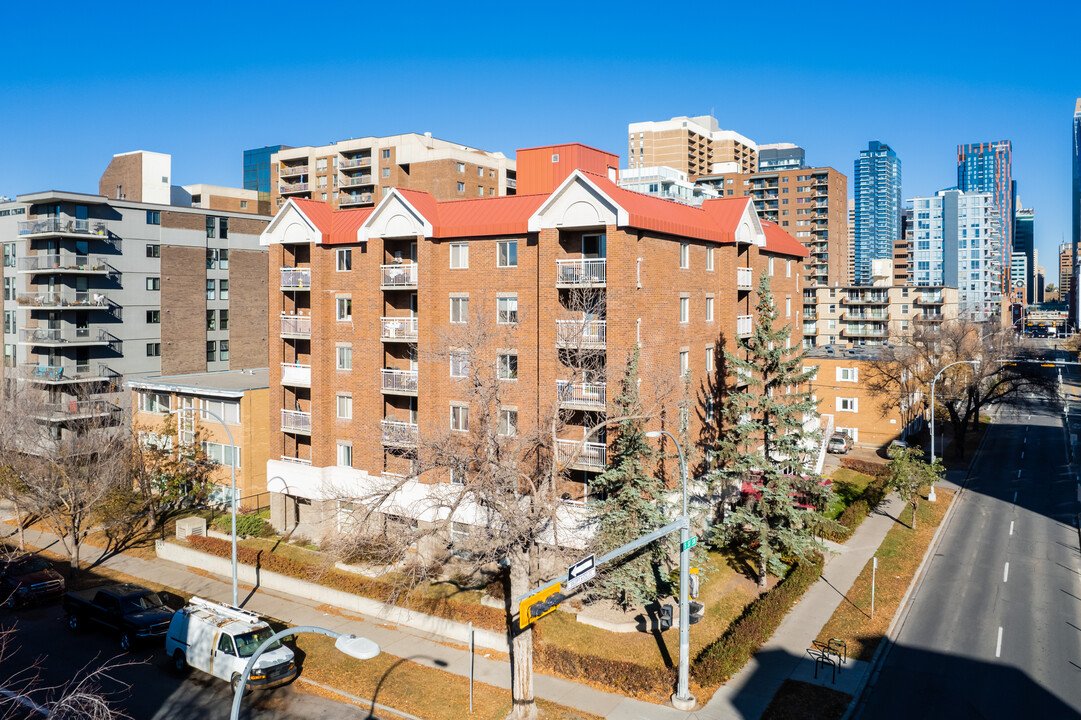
814 487 955 661
824 468 876 520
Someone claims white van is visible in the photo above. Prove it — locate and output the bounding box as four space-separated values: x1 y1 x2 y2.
165 597 297 692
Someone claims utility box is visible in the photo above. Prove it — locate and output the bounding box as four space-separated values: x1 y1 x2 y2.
176 516 206 540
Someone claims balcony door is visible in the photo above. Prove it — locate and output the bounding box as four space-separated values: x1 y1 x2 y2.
410 292 417 318
582 233 605 259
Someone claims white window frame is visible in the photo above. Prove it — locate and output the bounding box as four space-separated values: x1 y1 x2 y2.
337 441 353 468
336 248 352 272
836 367 858 382
706 246 714 272
336 345 352 370
680 296 689 323
679 350 689 377
838 397 858 412
786 296 791 318
497 353 518 380
202 441 241 469
337 393 353 419
450 350 469 377
336 296 352 321
450 243 469 269
499 408 518 436
497 239 518 268
705 296 714 322
202 398 240 424
451 404 470 432
705 345 714 374
497 296 518 324
450 296 469 323
769 257 775 276
680 243 690 269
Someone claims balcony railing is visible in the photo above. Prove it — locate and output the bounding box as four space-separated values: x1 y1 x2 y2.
18 327 118 346
18 218 109 237
915 313 945 322
17 290 111 309
19 362 117 384
737 266 753 290
278 164 308 176
916 294 944 305
842 326 889 338
280 362 311 387
556 381 606 410
843 294 889 305
341 175 373 187
556 259 607 287
381 317 418 342
381 420 419 447
555 439 607 471
33 399 121 422
279 182 310 194
18 255 115 274
281 409 312 434
843 311 889 321
381 369 418 395
279 455 312 465
381 263 417 289
280 267 311 289
736 315 753 337
280 313 311 337
340 157 371 170
339 193 373 206
506 177 517 189
555 319 606 348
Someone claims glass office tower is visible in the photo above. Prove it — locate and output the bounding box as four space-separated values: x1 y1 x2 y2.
853 141 901 285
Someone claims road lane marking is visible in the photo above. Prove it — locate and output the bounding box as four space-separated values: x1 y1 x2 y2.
1009 521 1014 536
1024 437 1027 444
1018 470 1022 479
996 627 1003 658
1021 451 1025 459
1004 562 1009 583
1013 491 1018 503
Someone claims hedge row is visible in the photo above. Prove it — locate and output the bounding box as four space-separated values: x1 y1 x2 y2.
185 535 505 632
838 457 888 477
533 624 676 697
691 554 825 686
819 476 890 543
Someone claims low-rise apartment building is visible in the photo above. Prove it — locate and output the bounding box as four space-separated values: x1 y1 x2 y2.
802 285 958 348
627 115 758 176
260 144 808 540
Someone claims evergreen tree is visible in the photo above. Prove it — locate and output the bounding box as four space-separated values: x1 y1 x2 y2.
711 272 833 587
591 346 669 608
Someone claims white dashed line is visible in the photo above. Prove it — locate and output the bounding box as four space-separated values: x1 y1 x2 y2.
1009 521 1014 536
1003 562 1009 583
1018 470 1022 479
1021 451 1025 459
1024 437 1027 444
1013 491 1018 503
996 627 1003 658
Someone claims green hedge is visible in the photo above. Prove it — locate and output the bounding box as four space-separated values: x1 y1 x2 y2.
534 625 676 696
838 457 888 477
185 535 505 632
211 512 273 538
692 554 825 686
818 477 889 543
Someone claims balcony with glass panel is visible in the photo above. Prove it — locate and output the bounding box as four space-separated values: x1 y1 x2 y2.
339 193 373 207
280 362 311 388
281 409 312 435
18 362 118 386
18 218 110 239
555 319 606 349
280 267 311 290
17 290 112 309
18 327 119 348
18 254 117 275
31 399 122 423
278 164 308 178
280 313 311 339
381 420 418 448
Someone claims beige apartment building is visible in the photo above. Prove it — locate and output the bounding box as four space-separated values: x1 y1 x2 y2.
627 116 757 177
698 167 849 288
802 285 958 348
271 133 517 211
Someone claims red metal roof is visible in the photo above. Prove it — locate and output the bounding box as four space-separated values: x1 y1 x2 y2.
760 220 810 258
434 194 548 238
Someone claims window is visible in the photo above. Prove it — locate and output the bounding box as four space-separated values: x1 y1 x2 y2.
202 441 241 469
497 353 518 380
477 185 484 196
450 296 469 323
499 409 518 436
451 404 469 432
146 244 160 258
240 200 247 209
219 217 228 239
497 296 518 324
336 296 352 321
206 216 216 239
680 243 689 268
381 167 390 178
337 248 352 271
706 296 714 322
143 309 159 324
457 162 465 173
382 149 391 159
2 311 11 334
207 310 216 331
679 350 689 376
705 345 714 374
786 259 792 277
706 246 714 271
203 399 240 424
497 240 517 267
146 342 161 357
139 391 170 413
837 367 858 382
786 296 791 318
478 167 485 177
146 277 160 291
457 182 465 192
337 345 352 370
1 278 9 301
146 210 160 225
680 296 689 323
450 243 469 268
450 350 469 377
839 398 858 412
337 442 353 468
206 340 216 363
219 309 228 330
206 248 218 269
219 340 229 361
337 394 353 419
206 279 215 300
769 257 775 276
219 279 228 300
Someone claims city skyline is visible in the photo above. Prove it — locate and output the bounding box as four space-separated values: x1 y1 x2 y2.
1 2 1077 283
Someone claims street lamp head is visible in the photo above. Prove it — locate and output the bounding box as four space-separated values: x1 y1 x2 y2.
644 430 663 438
334 634 381 660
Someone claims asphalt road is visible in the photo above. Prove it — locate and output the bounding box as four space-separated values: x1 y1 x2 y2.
0 602 377 720
858 344 1081 718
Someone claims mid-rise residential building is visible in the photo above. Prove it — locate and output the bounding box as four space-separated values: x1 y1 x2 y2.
259 144 807 540
957 141 1014 299
910 189 1002 321
627 116 757 177
1 151 272 443
618 166 720 206
244 146 289 195
1010 252 1029 299
1060 243 1074 295
853 141 902 286
1014 207 1035 303
758 144 806 171
894 206 913 285
1072 99 1080 256
1036 265 1046 302
127 368 269 506
801 284 958 348
697 167 849 288
271 133 516 211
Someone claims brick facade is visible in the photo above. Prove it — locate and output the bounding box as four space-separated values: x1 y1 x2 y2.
161 245 208 375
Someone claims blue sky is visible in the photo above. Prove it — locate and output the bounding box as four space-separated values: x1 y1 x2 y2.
2 1 1078 282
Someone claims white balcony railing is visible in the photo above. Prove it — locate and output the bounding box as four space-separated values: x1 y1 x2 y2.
340 157 371 169
555 319 606 348
280 313 311 337
555 439 607 471
18 218 109 236
279 455 312 465
278 164 308 176
280 182 310 194
341 175 373 187
339 193 373 206
556 381 606 409
18 254 114 273
280 267 311 289
381 420 419 446
381 369 418 394
381 263 417 288
381 316 418 342
737 266 753 290
280 362 311 387
281 409 312 434
736 315 753 337
556 259 607 286
17 290 108 308
33 399 121 422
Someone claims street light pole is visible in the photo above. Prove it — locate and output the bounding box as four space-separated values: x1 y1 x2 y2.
929 360 979 502
644 429 695 710
167 406 238 605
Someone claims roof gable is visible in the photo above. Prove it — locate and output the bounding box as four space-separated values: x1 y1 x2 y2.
358 189 435 242
260 199 324 246
528 171 628 233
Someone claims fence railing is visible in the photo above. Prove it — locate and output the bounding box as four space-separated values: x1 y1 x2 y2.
340 157 371 169
20 362 116 383
279 182 309 194
281 409 312 433
555 319 606 347
381 369 418 394
18 218 109 236
280 267 311 289
556 259 606 286
555 381 606 409
736 315 753 337
280 363 311 386
279 455 312 466
340 193 373 205
381 263 417 288
278 164 308 176
737 267 753 289
381 317 418 341
555 439 607 471
381 420 419 446
280 314 311 336
18 254 115 273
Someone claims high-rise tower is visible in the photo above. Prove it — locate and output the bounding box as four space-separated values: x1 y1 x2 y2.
853 141 901 285
957 141 1014 298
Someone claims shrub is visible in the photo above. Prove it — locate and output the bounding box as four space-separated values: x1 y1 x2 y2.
691 554 824 687
211 512 273 538
838 457 888 477
818 477 889 542
532 624 675 697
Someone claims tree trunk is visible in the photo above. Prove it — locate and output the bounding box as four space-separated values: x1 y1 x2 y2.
13 500 25 550
507 549 537 720
70 534 80 572
911 498 918 530
758 556 768 588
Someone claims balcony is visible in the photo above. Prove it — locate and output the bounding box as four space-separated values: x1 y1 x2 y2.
280 267 311 290
843 311 889 321
736 315 753 337
339 193 373 207
278 164 308 177
281 362 311 387
17 290 111 309
506 178 517 190
280 313 311 338
842 326 889 338
381 317 418 342
341 175 373 187
18 255 116 275
18 218 109 238
556 259 607 287
843 294 889 305
737 266 753 290
381 369 418 396
381 263 417 289
735 367 752 387
803 308 818 320
32 399 121 423
555 319 606 349
556 381 607 411
18 327 119 348
279 455 312 466
381 420 418 448
915 313 945 322
340 157 371 170
915 294 944 305
281 409 312 435
18 362 118 385
555 439 607 472
279 182 310 195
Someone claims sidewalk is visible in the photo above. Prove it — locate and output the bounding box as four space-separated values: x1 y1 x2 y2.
3 494 907 720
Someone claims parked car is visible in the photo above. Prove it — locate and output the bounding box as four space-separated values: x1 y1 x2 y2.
827 433 852 454
63 583 174 651
166 597 297 693
0 553 65 609
888 439 911 453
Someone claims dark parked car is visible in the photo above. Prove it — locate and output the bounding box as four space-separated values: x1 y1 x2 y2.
1 553 65 609
63 583 174 651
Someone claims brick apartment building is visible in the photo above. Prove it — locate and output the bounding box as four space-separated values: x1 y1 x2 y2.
259 144 809 540
271 133 517 212
801 285 959 349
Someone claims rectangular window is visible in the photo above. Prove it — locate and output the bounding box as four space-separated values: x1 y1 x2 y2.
680 243 689 269
478 167 485 177
498 240 517 267
206 248 217 269
336 296 352 321
337 394 353 419
451 404 469 432
786 296 791 318
139 391 170 413
499 409 518 436
786 259 792 277
769 257 775 276
146 310 160 324
219 309 228 330
202 441 241 469
706 246 714 271
2 278 9 301
219 249 228 270
450 243 469 268
206 279 215 300
206 309 216 331
706 296 714 322
457 162 465 173
206 216 216 239
337 442 353 468
203 399 240 424
337 248 352 271
497 296 518 324
219 279 228 300
679 350 689 376
382 148 391 159
206 340 216 363
680 296 689 323
497 353 518 380
146 244 160 258
837 367 858 382
450 350 469 377
457 182 464 192
337 345 352 370
146 210 160 225
450 296 469 323
381 167 390 178
839 397 858 412
146 342 161 357
705 346 714 374
147 277 160 291
3 311 12 334
219 340 229 361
